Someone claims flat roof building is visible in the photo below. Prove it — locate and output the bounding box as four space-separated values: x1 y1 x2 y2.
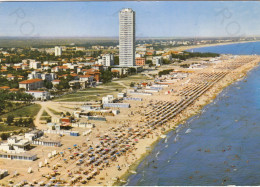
55 46 62 56
119 8 136 67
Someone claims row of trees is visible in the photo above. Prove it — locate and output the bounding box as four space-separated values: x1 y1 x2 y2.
0 91 33 114
158 69 174 77
0 77 19 89
3 115 34 128
172 52 219 61
0 90 33 101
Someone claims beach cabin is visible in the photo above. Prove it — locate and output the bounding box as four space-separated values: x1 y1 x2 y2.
102 95 114 104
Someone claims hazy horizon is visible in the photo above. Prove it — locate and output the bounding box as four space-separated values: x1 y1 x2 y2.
1 1 260 38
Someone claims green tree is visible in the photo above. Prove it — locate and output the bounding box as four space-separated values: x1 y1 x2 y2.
114 56 119 65
158 69 174 77
0 133 10 140
129 68 137 75
6 115 14 125
100 70 112 84
130 82 135 87
44 80 53 89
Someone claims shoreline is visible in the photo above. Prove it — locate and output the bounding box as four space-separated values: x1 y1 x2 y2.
114 56 260 186
1 56 260 186
170 40 260 52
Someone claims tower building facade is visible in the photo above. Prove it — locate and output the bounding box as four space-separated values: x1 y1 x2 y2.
119 8 136 67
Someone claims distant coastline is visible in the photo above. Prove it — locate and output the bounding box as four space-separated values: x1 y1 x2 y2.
171 40 260 52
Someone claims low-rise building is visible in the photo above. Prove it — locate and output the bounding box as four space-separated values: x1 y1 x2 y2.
0 136 30 154
19 79 43 90
162 53 172 61
52 79 61 86
101 54 114 66
24 130 44 141
152 56 163 66
29 61 41 69
135 57 145 66
25 90 50 100
102 95 114 104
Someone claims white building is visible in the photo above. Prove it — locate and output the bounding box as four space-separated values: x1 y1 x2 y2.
119 8 136 67
25 91 50 100
29 61 41 69
102 95 114 104
118 92 126 98
41 73 56 81
28 71 41 80
28 71 56 81
152 56 163 67
55 46 62 56
0 136 30 154
102 54 114 66
162 54 172 61
24 130 44 141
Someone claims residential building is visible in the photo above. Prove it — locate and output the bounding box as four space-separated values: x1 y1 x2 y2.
79 75 95 87
41 73 56 81
162 53 172 61
19 79 43 90
55 46 62 56
52 79 61 86
6 74 15 81
152 56 163 66
135 57 145 66
119 8 136 67
82 69 100 82
28 71 56 81
68 80 92 89
0 86 10 90
29 61 41 69
27 71 41 80
136 53 144 58
25 90 50 100
102 54 114 66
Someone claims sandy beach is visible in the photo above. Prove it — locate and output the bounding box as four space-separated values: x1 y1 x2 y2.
1 55 260 186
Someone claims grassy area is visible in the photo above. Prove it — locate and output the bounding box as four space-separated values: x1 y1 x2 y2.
54 81 126 102
0 124 27 132
47 107 60 115
40 116 51 121
0 104 41 118
53 73 151 102
42 110 50 117
114 74 151 87
40 110 51 121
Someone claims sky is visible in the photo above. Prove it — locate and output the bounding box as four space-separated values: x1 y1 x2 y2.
1 1 260 38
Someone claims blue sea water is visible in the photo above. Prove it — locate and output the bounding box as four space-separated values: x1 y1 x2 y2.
127 43 260 186
187 41 260 55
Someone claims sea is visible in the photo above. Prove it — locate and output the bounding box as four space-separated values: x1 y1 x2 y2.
126 42 260 186
187 41 260 55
